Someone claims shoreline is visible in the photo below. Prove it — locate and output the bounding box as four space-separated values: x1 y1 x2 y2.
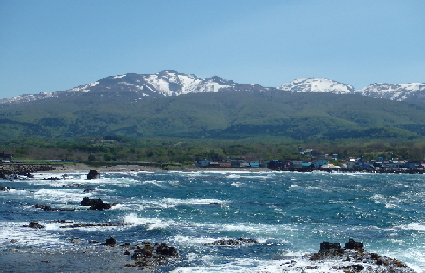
43 163 425 175
38 163 273 173
3 162 425 175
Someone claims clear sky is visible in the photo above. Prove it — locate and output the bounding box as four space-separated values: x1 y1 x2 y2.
1 0 424 99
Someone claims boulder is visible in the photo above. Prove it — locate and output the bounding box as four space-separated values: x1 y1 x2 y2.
345 238 363 250
156 243 178 257
310 241 344 260
131 242 179 260
207 237 258 246
105 236 116 246
131 248 153 259
87 170 100 180
25 222 45 229
80 197 114 210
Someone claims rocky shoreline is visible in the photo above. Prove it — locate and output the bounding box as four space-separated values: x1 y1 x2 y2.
1 164 419 272
3 231 417 272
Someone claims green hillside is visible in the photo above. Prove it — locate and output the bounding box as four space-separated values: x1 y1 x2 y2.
1 91 425 141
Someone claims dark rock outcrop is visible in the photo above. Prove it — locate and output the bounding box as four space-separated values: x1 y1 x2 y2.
105 236 116 246
131 242 178 260
155 243 179 256
24 222 45 229
206 237 259 246
345 238 363 250
310 241 344 259
80 197 116 210
34 204 75 211
62 183 85 188
306 239 415 272
87 170 100 180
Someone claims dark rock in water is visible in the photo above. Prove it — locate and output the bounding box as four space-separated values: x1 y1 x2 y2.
132 248 153 259
131 242 179 260
87 170 100 180
156 243 178 257
62 183 85 188
24 222 45 229
304 239 415 272
126 242 180 269
345 238 363 250
80 197 115 210
341 264 364 272
90 202 111 211
43 177 61 180
34 204 75 211
105 236 116 246
0 186 10 191
81 197 101 206
83 188 96 193
310 241 344 260
207 237 259 246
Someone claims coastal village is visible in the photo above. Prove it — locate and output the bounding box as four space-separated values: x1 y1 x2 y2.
2 148 425 176
195 147 425 174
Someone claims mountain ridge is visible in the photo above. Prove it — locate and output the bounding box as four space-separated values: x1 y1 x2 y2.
1 70 425 105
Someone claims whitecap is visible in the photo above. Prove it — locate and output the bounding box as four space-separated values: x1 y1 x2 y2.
123 213 175 230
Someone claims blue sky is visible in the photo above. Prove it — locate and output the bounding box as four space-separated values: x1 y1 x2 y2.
1 0 424 99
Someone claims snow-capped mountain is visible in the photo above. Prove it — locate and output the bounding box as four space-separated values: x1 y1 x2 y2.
1 70 425 105
277 78 355 94
356 83 425 102
0 70 272 105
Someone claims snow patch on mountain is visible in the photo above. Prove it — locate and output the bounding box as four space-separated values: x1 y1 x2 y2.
68 81 99 93
357 83 425 101
142 71 231 96
278 78 355 94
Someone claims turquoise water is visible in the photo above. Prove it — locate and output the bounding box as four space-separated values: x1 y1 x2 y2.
1 171 424 272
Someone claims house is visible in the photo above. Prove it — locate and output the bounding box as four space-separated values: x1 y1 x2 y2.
218 162 231 168
311 159 329 169
195 159 210 167
249 162 260 168
405 162 422 169
267 160 283 170
388 161 402 168
302 162 312 168
0 152 12 163
291 161 303 168
240 162 250 168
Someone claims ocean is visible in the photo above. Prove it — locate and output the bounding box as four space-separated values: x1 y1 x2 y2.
0 170 424 272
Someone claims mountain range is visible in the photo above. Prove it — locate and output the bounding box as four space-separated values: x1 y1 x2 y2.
1 70 425 142
1 70 425 105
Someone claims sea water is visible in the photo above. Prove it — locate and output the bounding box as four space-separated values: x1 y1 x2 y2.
0 170 424 272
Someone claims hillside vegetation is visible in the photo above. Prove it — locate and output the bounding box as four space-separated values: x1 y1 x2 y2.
1 91 425 142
